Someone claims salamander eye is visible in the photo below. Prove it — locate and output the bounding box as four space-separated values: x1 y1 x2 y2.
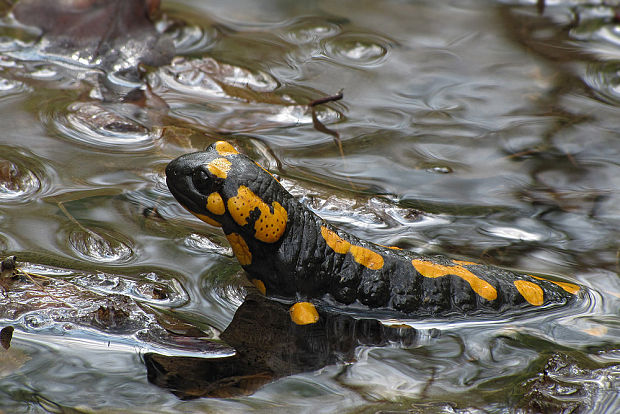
192 167 218 195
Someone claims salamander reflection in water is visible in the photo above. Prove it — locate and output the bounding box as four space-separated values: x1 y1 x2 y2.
145 292 417 399
165 141 582 319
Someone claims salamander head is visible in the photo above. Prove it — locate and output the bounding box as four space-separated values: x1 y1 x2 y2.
166 141 289 257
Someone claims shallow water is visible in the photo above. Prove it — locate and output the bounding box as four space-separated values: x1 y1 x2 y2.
0 0 619 412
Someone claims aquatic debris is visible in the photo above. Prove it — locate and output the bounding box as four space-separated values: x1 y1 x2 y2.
0 326 14 350
517 352 620 413
0 256 205 352
12 0 174 74
0 255 16 272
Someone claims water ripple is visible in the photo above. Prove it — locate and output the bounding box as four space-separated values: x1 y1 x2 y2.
153 56 279 99
322 32 391 67
47 102 158 151
0 76 29 97
156 17 219 55
0 16 39 53
71 271 189 308
183 233 233 257
0 147 45 202
0 160 39 201
583 61 620 104
281 17 341 44
63 226 134 264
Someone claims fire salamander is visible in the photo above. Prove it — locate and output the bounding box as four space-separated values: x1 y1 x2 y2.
166 141 582 322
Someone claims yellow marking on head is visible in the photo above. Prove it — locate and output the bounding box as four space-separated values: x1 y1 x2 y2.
226 232 252 265
321 226 351 254
206 192 225 215
207 157 232 179
180 202 221 226
191 212 221 227
289 302 319 325
531 275 580 295
513 280 544 306
412 259 498 301
320 226 384 270
251 279 266 295
227 186 288 243
215 141 238 156
453 260 479 266
349 245 384 270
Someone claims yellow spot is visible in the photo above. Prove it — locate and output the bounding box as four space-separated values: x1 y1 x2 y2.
226 233 252 265
349 245 384 270
321 226 351 254
321 226 385 270
227 186 288 243
190 211 221 227
531 275 580 295
412 259 498 301
207 157 232 179
215 141 238 156
514 280 544 306
206 192 225 215
453 260 479 266
251 279 266 295
289 302 319 325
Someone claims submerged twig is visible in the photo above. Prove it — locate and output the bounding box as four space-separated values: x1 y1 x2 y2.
308 90 357 190
56 200 103 240
308 89 343 107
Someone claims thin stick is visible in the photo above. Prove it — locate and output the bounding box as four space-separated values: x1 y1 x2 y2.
308 89 344 108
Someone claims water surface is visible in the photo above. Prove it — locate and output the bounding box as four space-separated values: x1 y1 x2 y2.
0 0 619 412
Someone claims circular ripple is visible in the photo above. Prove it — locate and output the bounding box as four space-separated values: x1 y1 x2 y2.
183 233 233 257
283 18 341 44
65 227 134 264
0 159 39 200
583 61 620 104
322 32 390 67
48 102 158 151
153 56 279 99
0 77 29 97
0 148 45 202
156 17 219 55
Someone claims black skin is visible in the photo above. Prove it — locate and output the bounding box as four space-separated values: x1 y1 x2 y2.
166 143 581 318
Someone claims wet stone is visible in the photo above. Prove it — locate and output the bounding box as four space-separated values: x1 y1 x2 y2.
92 302 131 331
517 353 601 413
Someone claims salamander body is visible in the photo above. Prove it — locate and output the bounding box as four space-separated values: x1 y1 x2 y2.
165 141 581 318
